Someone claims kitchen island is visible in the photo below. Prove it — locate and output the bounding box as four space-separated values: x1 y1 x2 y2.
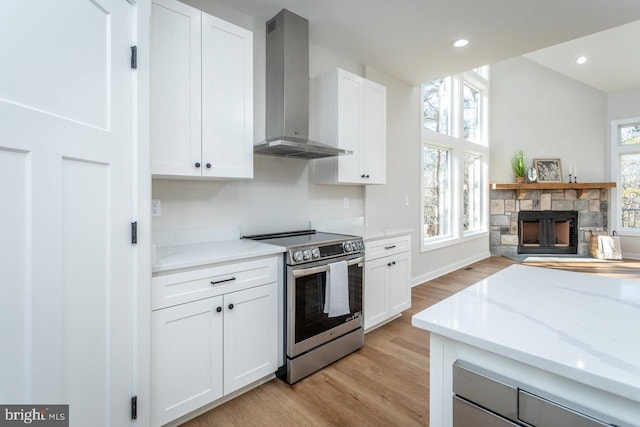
412 264 640 426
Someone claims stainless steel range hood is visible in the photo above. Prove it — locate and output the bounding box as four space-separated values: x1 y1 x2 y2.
254 9 351 159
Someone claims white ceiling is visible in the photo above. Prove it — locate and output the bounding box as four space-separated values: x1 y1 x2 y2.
524 20 640 93
217 0 640 89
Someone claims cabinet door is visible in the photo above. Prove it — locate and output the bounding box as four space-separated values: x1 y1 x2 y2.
151 297 223 426
337 70 365 183
363 80 386 184
364 257 390 330
151 0 202 177
202 13 253 178
388 252 411 315
224 283 277 394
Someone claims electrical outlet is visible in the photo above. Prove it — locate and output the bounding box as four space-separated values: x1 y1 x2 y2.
151 199 161 217
343 198 349 209
405 196 410 206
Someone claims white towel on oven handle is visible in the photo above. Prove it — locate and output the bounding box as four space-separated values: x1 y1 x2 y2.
323 260 350 317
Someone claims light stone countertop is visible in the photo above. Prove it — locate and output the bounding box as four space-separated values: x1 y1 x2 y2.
316 224 413 241
153 239 285 273
412 264 640 403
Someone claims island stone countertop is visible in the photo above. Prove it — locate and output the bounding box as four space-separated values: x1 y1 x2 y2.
412 264 640 404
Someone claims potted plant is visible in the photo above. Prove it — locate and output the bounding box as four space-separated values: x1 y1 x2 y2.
511 150 526 183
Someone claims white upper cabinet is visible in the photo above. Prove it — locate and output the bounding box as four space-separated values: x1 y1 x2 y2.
313 68 387 185
151 0 253 179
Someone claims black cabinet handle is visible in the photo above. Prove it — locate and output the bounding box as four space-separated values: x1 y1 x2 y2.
216 307 222 313
387 261 397 267
210 277 236 286
206 163 211 168
194 162 201 168
384 245 396 250
228 303 234 310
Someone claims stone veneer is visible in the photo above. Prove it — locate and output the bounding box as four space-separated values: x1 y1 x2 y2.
490 188 609 257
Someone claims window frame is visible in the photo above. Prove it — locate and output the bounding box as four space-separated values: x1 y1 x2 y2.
610 117 640 236
421 68 489 252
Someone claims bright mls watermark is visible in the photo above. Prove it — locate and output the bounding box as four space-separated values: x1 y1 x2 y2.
0 405 68 426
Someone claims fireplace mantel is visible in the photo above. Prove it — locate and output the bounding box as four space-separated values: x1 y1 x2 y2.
491 182 616 200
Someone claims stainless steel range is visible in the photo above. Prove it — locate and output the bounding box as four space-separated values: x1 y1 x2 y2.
245 230 364 383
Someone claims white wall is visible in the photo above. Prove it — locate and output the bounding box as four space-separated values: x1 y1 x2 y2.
490 57 607 183
152 1 365 235
607 88 640 258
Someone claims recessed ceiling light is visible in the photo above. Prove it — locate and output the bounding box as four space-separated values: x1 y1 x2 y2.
576 56 587 65
453 39 469 48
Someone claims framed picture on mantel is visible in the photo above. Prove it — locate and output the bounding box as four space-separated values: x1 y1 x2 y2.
534 158 562 182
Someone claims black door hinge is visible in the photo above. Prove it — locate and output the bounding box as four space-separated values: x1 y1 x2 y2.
131 395 137 420
131 221 138 245
131 45 137 69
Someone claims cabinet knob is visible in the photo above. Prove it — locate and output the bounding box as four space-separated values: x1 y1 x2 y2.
366 174 370 178
361 174 366 178
387 262 392 267
194 162 201 168
216 307 222 313
206 163 212 169
228 303 234 310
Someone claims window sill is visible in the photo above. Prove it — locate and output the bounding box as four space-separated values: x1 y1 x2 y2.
463 230 488 241
421 235 458 252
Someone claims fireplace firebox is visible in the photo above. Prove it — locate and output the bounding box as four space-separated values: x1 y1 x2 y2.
518 211 578 255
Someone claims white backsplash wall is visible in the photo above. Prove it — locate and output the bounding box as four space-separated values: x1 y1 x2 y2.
152 156 365 236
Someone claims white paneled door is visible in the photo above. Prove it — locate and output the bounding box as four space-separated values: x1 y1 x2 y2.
0 1 136 426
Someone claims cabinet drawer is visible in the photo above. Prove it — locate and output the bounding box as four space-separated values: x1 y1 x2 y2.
518 390 612 427
152 256 277 310
453 396 519 427
453 360 518 421
365 234 410 261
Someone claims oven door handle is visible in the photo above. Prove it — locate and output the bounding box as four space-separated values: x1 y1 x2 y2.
292 256 365 278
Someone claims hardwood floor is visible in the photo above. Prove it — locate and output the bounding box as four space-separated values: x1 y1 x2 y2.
181 256 638 427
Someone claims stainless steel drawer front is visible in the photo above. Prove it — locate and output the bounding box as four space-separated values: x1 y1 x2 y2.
518 390 612 427
453 361 519 421
453 396 520 427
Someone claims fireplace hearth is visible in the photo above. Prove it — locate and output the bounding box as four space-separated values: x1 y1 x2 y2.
518 211 578 255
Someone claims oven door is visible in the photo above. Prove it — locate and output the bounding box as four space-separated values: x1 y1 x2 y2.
287 254 364 358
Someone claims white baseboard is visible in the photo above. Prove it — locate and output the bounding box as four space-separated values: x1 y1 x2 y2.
411 251 491 287
623 252 640 260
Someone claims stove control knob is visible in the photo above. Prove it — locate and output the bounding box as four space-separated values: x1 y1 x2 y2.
302 249 312 260
344 242 352 252
292 250 303 262
358 241 364 250
311 248 320 258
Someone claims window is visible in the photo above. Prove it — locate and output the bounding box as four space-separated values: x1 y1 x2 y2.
464 153 482 232
612 119 640 232
423 77 451 135
463 84 480 143
421 67 489 250
423 145 451 239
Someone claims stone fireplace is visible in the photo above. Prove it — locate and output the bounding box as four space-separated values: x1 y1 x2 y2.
490 188 609 257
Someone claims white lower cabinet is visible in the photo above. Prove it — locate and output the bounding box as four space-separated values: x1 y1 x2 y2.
152 297 224 426
151 256 278 426
364 235 411 331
